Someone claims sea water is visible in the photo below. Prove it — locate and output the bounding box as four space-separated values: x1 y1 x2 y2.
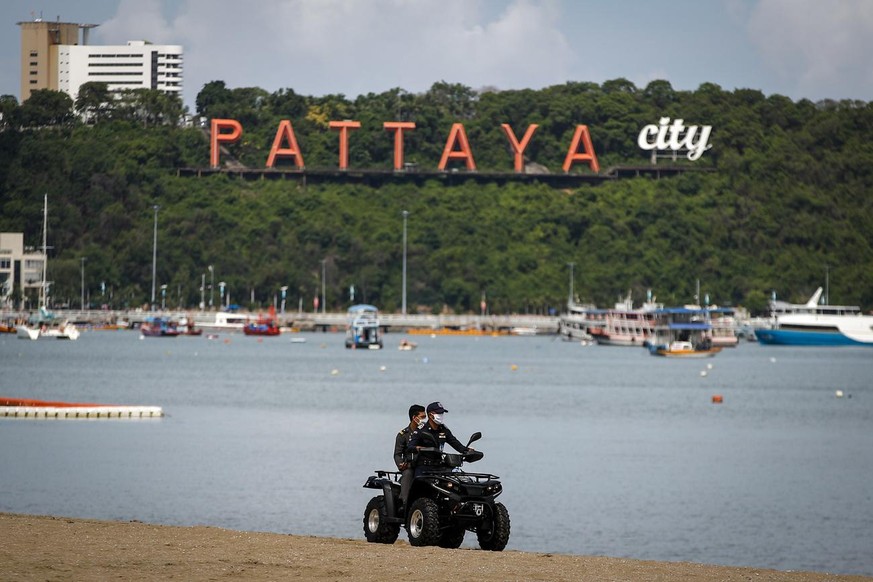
1 331 871 575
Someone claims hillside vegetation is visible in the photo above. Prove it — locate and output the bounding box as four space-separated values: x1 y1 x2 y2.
0 80 871 313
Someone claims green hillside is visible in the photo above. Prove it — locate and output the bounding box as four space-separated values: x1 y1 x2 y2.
1 80 871 313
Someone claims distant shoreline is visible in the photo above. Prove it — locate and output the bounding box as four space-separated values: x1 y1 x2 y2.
1 513 869 581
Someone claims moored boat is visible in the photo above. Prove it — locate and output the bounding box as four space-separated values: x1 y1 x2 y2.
590 291 660 347
243 306 281 336
647 306 720 358
754 287 873 346
345 304 382 349
140 316 180 337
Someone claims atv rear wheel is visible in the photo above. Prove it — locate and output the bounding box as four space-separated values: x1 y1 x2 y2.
438 526 466 549
477 502 510 551
363 495 400 544
406 497 441 546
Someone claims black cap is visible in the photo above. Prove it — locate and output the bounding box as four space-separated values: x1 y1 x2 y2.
426 401 448 413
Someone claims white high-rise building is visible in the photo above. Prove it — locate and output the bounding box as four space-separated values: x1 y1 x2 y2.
18 19 183 102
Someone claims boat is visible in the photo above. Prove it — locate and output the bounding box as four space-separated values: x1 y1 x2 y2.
708 306 739 348
140 316 180 337
557 300 604 342
510 326 539 336
589 291 660 347
647 306 721 357
199 311 248 333
345 304 383 349
177 315 203 336
244 306 281 336
15 196 81 341
398 338 417 351
754 287 873 346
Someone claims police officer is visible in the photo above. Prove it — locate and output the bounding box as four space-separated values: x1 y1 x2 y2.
407 401 473 476
395 404 426 509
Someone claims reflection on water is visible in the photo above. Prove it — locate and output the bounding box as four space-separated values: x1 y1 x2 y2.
1 331 872 575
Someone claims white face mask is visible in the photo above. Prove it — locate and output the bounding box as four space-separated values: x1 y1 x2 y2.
416 417 426 429
431 413 444 425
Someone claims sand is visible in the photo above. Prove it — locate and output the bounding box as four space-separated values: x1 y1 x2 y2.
1 513 869 581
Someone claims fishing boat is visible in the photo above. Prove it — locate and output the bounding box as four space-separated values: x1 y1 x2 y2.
647 307 721 357
558 300 604 342
708 306 739 348
177 315 203 336
754 287 873 346
589 291 660 347
345 304 383 349
140 316 180 337
199 311 248 333
243 306 281 336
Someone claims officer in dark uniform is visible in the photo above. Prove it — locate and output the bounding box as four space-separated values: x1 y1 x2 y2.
407 401 473 477
394 404 426 508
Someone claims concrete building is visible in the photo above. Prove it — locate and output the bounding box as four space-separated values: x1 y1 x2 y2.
17 18 183 103
0 233 45 309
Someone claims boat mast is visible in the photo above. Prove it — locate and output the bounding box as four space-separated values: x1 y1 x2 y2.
39 194 47 310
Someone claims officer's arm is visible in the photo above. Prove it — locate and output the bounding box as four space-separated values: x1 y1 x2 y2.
393 432 406 469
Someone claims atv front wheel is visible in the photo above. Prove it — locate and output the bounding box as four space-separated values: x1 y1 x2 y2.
477 502 510 551
406 498 441 546
363 495 400 544
438 526 466 549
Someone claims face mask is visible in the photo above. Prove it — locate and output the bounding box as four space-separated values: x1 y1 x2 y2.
431 413 444 425
416 418 426 429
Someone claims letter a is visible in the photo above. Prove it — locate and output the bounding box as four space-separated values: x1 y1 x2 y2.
267 120 305 168
210 119 242 169
438 123 476 171
501 124 539 172
562 125 600 173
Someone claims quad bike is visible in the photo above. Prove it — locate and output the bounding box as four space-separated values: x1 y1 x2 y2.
362 431 510 550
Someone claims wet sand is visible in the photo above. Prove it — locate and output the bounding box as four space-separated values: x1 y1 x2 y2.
2 513 869 581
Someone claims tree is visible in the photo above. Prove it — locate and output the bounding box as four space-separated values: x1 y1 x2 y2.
75 82 112 123
19 89 74 127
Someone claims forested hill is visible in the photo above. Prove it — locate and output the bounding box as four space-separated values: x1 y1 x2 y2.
0 79 871 314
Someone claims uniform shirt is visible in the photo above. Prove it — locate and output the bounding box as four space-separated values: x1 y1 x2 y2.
394 425 415 470
406 422 468 465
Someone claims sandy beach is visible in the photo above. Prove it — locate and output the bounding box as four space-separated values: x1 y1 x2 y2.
1 513 870 581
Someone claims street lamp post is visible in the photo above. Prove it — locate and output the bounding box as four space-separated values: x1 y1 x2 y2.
401 210 409 315
200 273 205 310
208 265 214 309
161 284 167 310
280 286 288 314
80 256 87 311
151 205 159 310
321 259 326 314
219 281 226 309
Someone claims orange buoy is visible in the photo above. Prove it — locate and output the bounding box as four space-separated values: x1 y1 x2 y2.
711 394 723 404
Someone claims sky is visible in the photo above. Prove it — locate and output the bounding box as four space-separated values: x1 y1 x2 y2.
3 0 873 111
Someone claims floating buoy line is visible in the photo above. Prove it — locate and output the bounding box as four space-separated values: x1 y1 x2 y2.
0 397 163 419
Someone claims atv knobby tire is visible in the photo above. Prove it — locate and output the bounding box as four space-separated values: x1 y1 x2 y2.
438 526 466 549
406 497 441 546
477 501 510 551
363 495 400 544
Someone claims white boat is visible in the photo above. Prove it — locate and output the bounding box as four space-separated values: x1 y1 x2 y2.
557 300 602 342
589 291 660 347
198 311 248 332
16 196 80 341
708 306 739 348
345 304 382 349
754 287 873 346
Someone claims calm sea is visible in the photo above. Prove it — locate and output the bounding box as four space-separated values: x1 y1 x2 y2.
1 330 871 575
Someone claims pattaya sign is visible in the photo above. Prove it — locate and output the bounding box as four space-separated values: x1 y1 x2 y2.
210 117 711 171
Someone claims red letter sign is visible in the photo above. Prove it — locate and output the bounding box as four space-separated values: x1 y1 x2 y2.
438 123 476 171
562 125 599 173
329 120 362 170
266 120 305 168
210 119 242 169
501 123 539 172
384 122 416 170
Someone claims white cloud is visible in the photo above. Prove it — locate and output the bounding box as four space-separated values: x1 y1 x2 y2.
747 0 873 99
96 0 174 45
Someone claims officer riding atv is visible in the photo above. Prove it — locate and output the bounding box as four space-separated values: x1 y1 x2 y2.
362 409 510 551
